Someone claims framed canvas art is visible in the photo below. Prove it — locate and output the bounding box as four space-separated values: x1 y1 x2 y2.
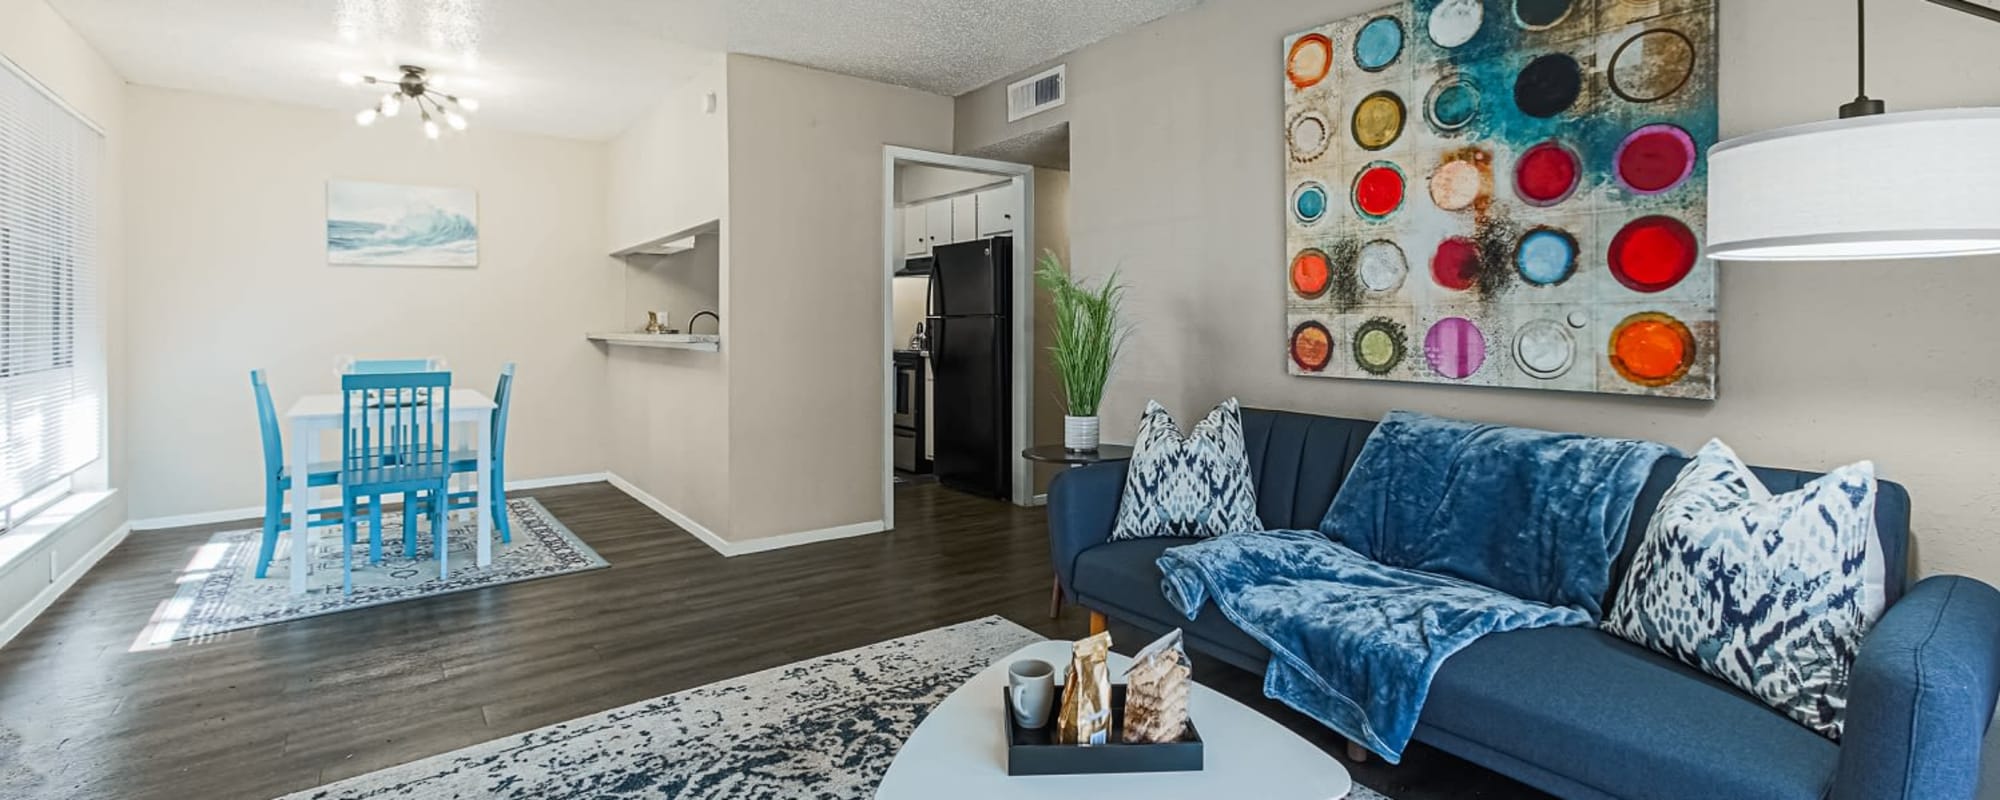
1283 0 1718 398
327 180 479 267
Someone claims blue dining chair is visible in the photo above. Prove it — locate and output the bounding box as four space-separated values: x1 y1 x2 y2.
251 370 343 579
349 358 434 374
339 371 453 594
449 363 514 543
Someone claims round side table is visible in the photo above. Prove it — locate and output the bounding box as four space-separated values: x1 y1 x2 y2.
1022 444 1134 618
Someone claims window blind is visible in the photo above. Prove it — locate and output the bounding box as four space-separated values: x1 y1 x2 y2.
0 57 102 514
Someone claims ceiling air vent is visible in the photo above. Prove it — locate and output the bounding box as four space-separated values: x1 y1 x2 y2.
1007 65 1066 122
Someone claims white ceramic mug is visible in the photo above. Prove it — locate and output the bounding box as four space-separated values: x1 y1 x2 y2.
1007 659 1056 729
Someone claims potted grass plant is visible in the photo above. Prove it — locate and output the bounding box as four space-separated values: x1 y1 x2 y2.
1035 250 1129 452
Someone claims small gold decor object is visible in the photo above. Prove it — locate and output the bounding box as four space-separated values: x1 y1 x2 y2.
644 311 664 334
1121 628 1193 744
1056 631 1114 745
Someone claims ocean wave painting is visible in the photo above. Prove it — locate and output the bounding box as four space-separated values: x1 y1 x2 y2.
327 180 479 267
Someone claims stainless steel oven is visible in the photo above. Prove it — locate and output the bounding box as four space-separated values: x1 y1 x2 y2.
893 352 926 473
893 358 920 430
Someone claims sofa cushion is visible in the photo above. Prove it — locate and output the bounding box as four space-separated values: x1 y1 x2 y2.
1420 626 1839 800
1239 408 1375 531
1071 538 1270 669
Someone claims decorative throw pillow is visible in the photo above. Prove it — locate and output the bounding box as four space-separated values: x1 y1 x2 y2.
1603 439 1883 738
1111 398 1261 540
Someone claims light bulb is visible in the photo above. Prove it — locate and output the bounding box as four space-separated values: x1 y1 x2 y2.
338 71 363 86
381 93 402 117
355 108 378 126
445 111 466 131
456 97 479 112
423 118 441 139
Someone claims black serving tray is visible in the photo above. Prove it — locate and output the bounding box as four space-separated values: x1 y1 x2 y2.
1003 685 1203 776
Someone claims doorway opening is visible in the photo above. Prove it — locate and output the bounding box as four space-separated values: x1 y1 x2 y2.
881 147 1034 522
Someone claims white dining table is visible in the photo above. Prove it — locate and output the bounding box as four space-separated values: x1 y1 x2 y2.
283 390 498 595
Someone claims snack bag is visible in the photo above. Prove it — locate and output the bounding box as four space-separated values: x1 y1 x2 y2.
1055 631 1113 745
1122 628 1192 744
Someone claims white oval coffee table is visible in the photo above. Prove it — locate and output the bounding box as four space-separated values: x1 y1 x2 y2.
876 639 1354 799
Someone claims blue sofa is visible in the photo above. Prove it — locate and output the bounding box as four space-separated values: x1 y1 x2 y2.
1050 407 2000 800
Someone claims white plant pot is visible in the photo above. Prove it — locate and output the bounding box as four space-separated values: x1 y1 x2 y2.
1064 415 1101 452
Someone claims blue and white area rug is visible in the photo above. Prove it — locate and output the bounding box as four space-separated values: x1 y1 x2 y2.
150 498 605 643
279 616 1394 800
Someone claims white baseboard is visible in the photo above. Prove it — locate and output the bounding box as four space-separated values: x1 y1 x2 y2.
129 472 613 531
605 472 886 557
0 521 129 651
1031 493 1049 507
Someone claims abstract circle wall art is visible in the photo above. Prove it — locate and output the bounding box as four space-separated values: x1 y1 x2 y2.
1352 91 1408 150
1352 161 1407 220
1355 16 1405 71
1291 321 1335 372
1424 317 1487 380
1284 1 1717 398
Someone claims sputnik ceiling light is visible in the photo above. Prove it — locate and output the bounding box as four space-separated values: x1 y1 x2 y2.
1705 0 2000 261
340 65 478 139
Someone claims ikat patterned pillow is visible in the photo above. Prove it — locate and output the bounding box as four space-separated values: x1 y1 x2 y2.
1111 398 1261 541
1603 439 1882 739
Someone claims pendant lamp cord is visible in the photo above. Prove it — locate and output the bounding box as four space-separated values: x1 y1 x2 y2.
1856 0 1868 99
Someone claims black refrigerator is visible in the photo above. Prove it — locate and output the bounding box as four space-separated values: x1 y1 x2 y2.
927 236 1013 499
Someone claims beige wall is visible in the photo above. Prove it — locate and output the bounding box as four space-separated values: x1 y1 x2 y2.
958 0 2000 582
122 85 619 520
725 54 953 541
605 52 728 254
0 0 128 637
898 164 1007 204
1030 167 1071 494
601 57 735 539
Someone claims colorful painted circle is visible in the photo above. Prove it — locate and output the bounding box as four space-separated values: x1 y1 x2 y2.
1431 236 1482 291
1353 317 1408 375
1609 29 1697 103
1513 318 1577 379
1609 312 1696 387
1608 215 1698 293
1425 77 1479 132
1287 34 1334 89
1352 162 1406 220
1429 158 1485 211
1514 53 1582 118
1352 91 1407 150
1291 249 1333 298
1424 317 1486 379
1515 227 1578 286
1291 321 1335 372
1513 0 1575 30
1615 124 1696 195
1355 16 1405 72
1515 140 1580 206
1291 181 1330 225
1288 111 1331 163
1358 239 1409 293
1428 0 1484 48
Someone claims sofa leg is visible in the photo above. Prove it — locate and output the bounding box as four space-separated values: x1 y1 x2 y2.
1345 740 1369 763
1089 611 1107 635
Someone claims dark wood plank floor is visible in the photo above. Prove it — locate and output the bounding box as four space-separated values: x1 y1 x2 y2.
0 482 1544 799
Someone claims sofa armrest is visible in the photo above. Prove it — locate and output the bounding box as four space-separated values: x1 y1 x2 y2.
1832 574 2000 800
1047 461 1129 597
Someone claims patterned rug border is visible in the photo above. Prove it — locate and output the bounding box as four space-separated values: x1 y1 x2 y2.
167 497 608 641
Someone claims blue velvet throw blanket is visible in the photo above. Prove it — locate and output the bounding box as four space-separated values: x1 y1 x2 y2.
1156 411 1671 762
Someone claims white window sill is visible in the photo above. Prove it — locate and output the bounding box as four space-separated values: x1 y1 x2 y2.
0 490 119 574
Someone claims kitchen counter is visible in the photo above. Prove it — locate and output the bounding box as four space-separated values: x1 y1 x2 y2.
587 332 721 352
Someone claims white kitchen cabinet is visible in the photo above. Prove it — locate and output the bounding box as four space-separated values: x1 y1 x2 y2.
902 205 928 257
924 200 953 253
975 185 1018 237
951 194 979 243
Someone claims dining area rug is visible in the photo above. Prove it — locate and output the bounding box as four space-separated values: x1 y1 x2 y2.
155 497 606 642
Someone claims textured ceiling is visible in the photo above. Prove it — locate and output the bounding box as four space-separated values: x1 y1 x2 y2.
45 0 1198 141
